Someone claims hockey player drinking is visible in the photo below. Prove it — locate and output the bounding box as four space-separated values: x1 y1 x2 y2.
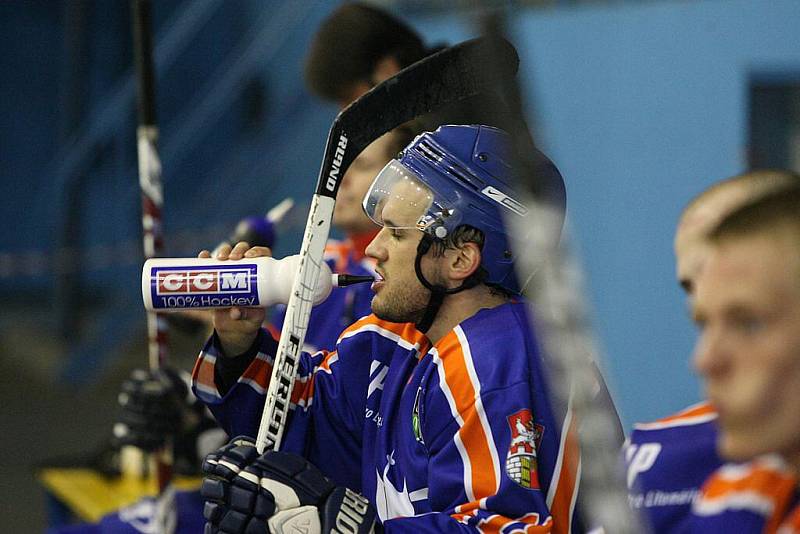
192 125 588 532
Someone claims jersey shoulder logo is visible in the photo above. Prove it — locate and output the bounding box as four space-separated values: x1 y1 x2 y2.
505 408 544 489
625 442 662 489
368 360 389 400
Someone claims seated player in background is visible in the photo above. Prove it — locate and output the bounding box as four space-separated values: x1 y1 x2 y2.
267 2 437 351
678 186 800 532
294 1 459 352
193 125 595 532
625 170 800 532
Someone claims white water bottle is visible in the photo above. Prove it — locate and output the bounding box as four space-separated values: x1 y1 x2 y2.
141 255 333 312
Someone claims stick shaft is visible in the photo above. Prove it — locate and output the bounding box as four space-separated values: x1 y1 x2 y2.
133 0 167 367
132 0 171 496
256 194 333 452
475 11 640 532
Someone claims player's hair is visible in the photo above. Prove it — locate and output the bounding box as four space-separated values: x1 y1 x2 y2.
304 2 426 102
709 185 800 247
428 225 484 258
428 225 512 298
682 169 800 219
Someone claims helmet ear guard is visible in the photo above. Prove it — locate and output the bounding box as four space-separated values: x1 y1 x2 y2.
416 209 453 239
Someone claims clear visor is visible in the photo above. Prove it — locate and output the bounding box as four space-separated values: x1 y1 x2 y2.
363 160 457 233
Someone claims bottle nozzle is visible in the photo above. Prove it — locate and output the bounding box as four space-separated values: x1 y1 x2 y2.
332 274 375 287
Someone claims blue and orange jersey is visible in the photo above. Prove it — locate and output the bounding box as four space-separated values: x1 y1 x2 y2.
625 401 723 532
677 454 800 533
270 235 377 352
192 301 590 532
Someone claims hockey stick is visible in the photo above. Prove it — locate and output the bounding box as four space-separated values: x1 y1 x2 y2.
131 0 172 495
475 12 642 533
256 36 520 453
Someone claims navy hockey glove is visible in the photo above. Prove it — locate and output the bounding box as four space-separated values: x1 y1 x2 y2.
112 367 193 452
201 437 377 534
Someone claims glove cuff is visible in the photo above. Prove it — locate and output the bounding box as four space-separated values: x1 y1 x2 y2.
268 505 321 534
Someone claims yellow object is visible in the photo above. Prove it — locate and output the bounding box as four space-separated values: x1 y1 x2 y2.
38 468 201 523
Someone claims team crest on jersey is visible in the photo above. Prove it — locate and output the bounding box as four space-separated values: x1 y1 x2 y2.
505 409 543 489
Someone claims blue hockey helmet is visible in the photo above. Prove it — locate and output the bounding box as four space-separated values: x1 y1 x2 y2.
363 124 563 294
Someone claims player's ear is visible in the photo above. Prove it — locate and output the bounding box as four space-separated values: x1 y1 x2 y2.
447 241 482 282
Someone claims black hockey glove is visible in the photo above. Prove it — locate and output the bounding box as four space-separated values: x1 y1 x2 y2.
201 437 377 534
112 367 192 452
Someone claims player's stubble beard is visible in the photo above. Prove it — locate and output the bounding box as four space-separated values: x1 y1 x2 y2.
371 261 443 325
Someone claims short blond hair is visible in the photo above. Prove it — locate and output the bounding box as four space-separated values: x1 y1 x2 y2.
681 169 800 223
710 186 800 251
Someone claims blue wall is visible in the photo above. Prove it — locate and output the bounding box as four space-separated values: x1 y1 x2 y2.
412 0 800 427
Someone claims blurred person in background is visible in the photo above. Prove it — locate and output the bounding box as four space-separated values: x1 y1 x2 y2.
281 1 433 352
625 170 800 533
680 186 800 532
304 1 427 108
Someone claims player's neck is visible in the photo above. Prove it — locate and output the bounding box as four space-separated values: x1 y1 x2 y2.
426 285 509 344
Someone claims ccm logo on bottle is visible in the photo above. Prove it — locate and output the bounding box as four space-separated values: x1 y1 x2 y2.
156 269 251 294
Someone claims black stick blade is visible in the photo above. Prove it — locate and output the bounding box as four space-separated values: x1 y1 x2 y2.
316 36 520 198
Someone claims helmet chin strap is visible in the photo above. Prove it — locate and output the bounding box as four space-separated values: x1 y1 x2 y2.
413 234 480 333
